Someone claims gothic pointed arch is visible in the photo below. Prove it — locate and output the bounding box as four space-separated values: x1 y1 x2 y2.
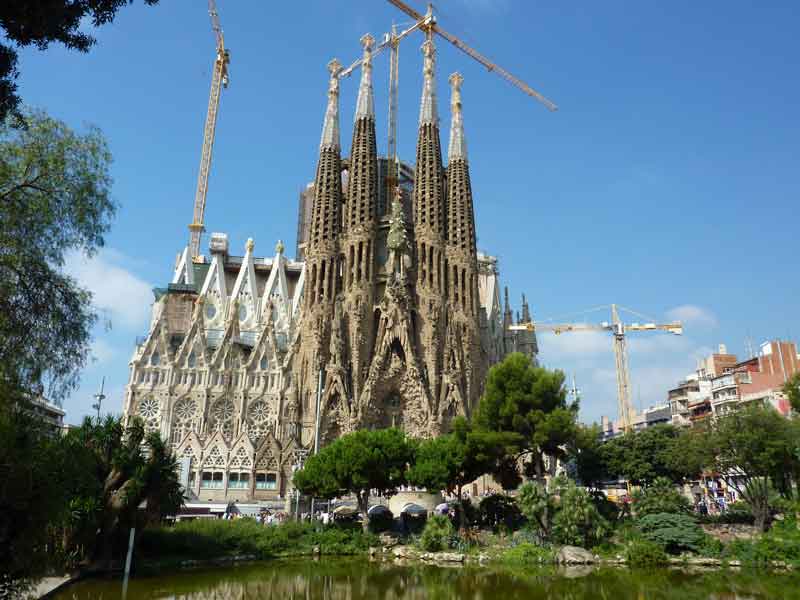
171 395 200 447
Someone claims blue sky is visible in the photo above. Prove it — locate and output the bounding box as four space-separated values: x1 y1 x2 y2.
14 0 799 424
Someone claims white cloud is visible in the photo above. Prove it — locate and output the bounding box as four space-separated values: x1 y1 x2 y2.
666 304 718 330
537 330 610 358
90 338 116 365
65 248 154 331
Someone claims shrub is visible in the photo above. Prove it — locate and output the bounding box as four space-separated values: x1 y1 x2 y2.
477 495 523 531
632 477 691 518
625 539 668 567
501 542 555 566
517 481 554 538
419 515 455 552
636 512 704 554
698 500 755 525
551 480 611 548
722 517 800 567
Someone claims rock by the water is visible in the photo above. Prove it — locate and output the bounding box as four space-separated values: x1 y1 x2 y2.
556 546 595 565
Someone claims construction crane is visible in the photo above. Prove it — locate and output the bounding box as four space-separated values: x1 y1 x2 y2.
509 304 683 432
386 1 558 111
188 0 230 261
338 1 557 203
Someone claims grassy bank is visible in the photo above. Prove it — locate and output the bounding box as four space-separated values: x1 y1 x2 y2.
138 520 378 564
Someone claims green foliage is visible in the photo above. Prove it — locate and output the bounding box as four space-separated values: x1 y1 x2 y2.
501 542 555 565
600 424 698 486
636 512 705 554
722 518 800 567
419 515 455 552
475 353 575 484
0 1 159 123
138 519 377 561
0 109 115 399
696 405 800 531
568 423 609 490
293 428 413 530
517 481 555 538
632 477 692 517
784 372 800 413
625 539 668 567
477 495 523 531
551 479 611 548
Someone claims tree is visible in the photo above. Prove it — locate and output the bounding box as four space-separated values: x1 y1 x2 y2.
0 384 76 582
475 353 576 484
695 405 800 531
0 1 159 123
567 423 609 490
631 477 692 518
63 416 184 566
784 373 800 414
407 417 518 528
293 428 414 532
600 424 698 486
0 109 114 401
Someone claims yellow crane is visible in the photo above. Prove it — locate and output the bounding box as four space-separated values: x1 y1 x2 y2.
509 304 683 432
338 1 557 201
188 0 230 261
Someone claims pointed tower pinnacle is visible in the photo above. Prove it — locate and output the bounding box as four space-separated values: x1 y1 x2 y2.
419 39 438 125
319 58 342 150
448 72 467 161
354 34 375 120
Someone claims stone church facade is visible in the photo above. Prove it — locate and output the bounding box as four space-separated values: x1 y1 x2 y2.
122 37 537 503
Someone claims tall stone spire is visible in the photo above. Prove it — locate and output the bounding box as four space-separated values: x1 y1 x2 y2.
319 59 341 151
345 34 378 234
413 39 446 248
307 59 344 309
419 40 438 125
446 72 476 260
447 72 467 161
354 34 375 120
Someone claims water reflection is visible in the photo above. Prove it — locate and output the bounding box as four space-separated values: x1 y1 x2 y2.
53 558 800 600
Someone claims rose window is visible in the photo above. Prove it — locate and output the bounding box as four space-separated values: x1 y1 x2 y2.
138 397 160 419
175 398 197 421
210 399 235 440
248 401 271 423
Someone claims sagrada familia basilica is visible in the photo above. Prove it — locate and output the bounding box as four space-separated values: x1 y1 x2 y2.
123 36 537 502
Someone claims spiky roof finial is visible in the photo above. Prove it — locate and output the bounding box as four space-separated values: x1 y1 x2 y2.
387 188 408 252
319 58 342 150
354 34 375 120
419 39 438 126
448 72 467 161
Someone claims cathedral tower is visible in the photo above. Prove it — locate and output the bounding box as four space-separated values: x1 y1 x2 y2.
412 39 448 420
443 72 483 416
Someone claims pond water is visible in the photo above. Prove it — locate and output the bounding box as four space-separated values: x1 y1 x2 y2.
52 558 800 599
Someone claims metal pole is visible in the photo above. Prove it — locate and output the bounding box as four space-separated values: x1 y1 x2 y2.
121 526 135 599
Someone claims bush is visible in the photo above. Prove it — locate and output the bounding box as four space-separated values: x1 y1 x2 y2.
551 479 611 548
722 517 800 567
636 512 704 554
698 501 755 525
138 519 377 561
501 542 555 565
477 495 523 531
419 515 455 552
625 539 668 567
632 477 691 518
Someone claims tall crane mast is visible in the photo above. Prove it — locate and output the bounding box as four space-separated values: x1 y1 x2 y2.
510 304 683 432
338 1 556 204
386 1 558 111
188 0 230 261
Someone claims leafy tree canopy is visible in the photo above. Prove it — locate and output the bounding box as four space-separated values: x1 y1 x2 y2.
0 1 159 123
784 372 800 414
293 428 414 531
567 423 609 490
0 109 114 400
693 405 800 531
475 353 575 482
600 424 698 486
